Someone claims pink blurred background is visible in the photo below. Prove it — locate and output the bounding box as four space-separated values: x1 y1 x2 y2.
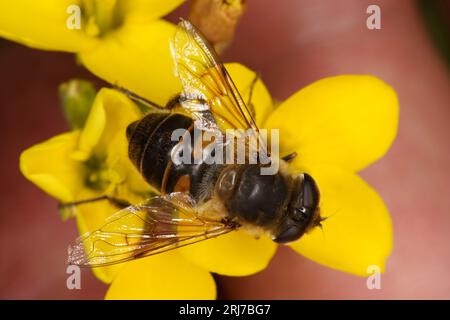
0 0 449 299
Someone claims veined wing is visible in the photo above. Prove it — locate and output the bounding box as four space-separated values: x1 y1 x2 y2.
68 192 237 267
170 19 270 163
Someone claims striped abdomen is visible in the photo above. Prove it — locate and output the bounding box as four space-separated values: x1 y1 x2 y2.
126 112 222 203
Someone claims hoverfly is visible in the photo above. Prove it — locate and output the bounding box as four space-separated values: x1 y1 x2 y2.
67 20 324 267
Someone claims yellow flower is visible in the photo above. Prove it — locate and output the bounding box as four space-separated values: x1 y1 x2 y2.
20 86 217 299
8 1 398 297
20 65 398 299
174 70 398 277
0 0 185 105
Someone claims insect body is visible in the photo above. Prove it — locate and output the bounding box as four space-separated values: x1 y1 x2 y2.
126 111 219 202
67 20 324 267
127 110 321 241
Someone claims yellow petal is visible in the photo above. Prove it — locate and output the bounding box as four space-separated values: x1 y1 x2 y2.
121 0 186 25
80 21 269 116
105 252 216 299
105 131 155 195
265 75 399 171
76 88 142 160
19 131 84 202
225 63 274 126
179 230 277 276
0 0 97 52
75 189 126 283
71 89 145 283
80 20 180 106
289 165 393 276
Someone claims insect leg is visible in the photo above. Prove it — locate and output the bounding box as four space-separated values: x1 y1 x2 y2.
112 84 166 110
59 195 132 217
165 94 184 110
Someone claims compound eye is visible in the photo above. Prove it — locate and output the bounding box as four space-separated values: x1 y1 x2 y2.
302 173 319 210
273 225 303 244
293 207 308 223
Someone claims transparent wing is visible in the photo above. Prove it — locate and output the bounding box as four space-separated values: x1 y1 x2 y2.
68 192 235 267
170 19 270 162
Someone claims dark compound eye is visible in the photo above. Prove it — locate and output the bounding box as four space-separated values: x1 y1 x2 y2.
292 207 308 222
301 173 319 210
273 225 303 244
281 173 321 237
